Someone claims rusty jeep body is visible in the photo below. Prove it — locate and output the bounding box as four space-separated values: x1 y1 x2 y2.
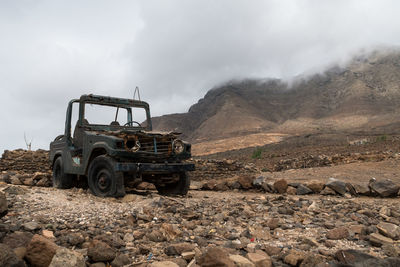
49 94 194 197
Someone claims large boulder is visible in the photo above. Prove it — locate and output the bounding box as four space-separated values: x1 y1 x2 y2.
49 247 85 267
369 179 400 197
25 234 59 267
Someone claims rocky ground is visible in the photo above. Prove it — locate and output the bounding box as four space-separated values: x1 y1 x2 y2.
1 133 400 266
1 182 400 266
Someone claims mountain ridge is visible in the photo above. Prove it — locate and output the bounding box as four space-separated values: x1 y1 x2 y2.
152 50 400 142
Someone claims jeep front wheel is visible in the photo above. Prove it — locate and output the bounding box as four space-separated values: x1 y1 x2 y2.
88 155 125 197
156 172 190 196
52 157 73 189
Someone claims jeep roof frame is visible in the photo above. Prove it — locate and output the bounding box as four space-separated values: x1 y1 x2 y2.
64 94 153 139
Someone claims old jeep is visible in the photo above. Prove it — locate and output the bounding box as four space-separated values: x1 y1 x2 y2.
49 94 194 197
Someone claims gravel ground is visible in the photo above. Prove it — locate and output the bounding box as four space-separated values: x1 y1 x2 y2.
1 184 400 266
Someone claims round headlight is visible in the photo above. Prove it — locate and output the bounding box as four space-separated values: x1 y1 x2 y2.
172 139 184 154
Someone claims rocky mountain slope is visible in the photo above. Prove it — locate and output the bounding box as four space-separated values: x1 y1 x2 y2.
153 50 400 143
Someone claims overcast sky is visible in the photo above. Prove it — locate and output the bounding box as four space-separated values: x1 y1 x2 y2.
1 0 400 153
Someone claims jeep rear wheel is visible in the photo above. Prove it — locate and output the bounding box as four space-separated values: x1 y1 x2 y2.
156 172 190 196
52 157 73 189
88 155 125 197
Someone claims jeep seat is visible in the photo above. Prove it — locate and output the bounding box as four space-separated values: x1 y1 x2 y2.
73 119 89 148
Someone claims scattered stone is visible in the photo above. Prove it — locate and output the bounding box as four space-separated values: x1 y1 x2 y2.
369 233 394 246
238 175 254 189
335 249 378 265
49 247 86 267
42 230 55 239
306 181 324 193
286 186 297 195
369 179 400 197
353 183 370 195
376 222 400 240
25 234 59 267
284 250 305 266
266 218 279 230
273 179 288 194
320 187 336 195
296 184 312 195
110 254 131 267
150 261 179 267
2 232 33 249
229 254 255 267
23 221 39 231
197 247 234 267
0 243 26 267
87 240 116 262
326 227 349 240
325 178 347 195
247 252 272 267
121 194 137 202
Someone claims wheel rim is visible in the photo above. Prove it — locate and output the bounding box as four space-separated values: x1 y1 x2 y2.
95 169 112 193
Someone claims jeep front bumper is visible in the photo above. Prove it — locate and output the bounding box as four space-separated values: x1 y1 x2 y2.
114 162 195 173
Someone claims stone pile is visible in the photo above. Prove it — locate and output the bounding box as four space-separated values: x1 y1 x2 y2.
190 159 257 181
0 149 50 173
1 184 400 266
196 176 400 198
270 151 398 172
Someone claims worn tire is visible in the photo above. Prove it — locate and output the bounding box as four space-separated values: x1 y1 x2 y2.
52 157 73 189
88 155 125 197
156 172 190 196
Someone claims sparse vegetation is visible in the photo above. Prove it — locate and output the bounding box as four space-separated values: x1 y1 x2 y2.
251 147 263 159
376 134 388 142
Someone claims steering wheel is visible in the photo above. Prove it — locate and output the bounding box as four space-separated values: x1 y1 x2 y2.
124 121 142 127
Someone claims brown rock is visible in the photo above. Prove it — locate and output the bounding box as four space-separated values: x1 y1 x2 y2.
247 252 272 267
273 179 288 194
307 181 324 193
353 183 370 195
26 234 59 267
229 254 255 267
284 250 305 266
266 218 279 230
49 247 86 267
2 231 33 249
326 227 349 240
286 186 297 195
150 261 179 267
376 222 400 240
238 176 254 189
165 243 195 256
197 247 235 267
263 246 281 256
0 243 26 267
13 247 27 259
369 233 394 246
87 240 116 262
110 254 131 267
320 187 336 195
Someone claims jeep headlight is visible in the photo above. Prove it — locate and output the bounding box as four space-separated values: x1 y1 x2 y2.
172 139 184 154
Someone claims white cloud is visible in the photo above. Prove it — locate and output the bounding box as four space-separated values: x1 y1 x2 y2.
1 0 400 153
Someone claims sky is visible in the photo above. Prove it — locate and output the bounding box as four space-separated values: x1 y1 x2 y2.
1 0 400 153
